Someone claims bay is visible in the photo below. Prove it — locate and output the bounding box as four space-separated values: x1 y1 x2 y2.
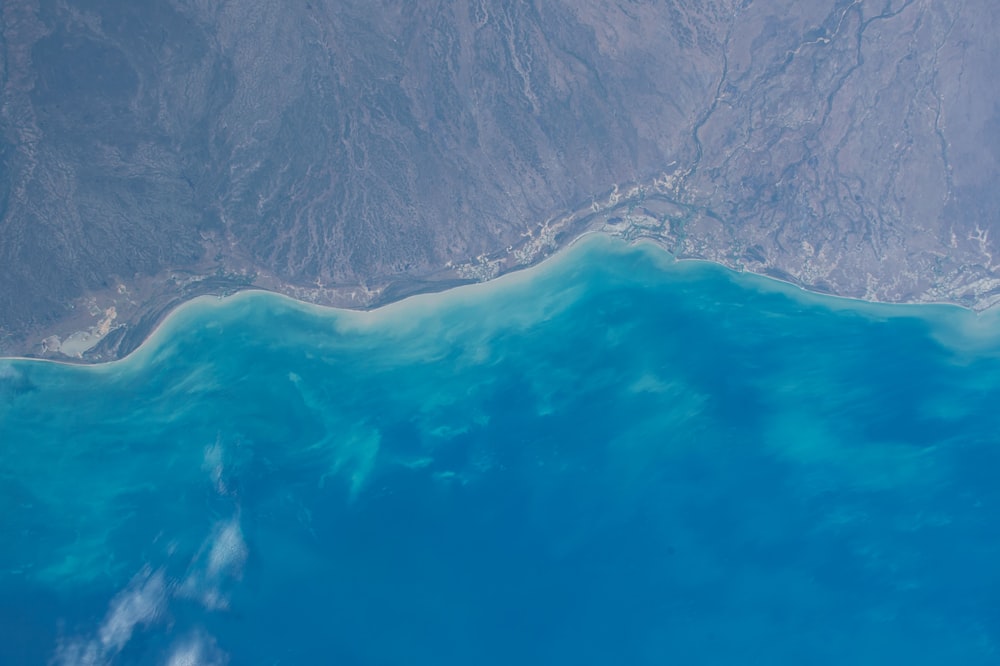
2 236 999 664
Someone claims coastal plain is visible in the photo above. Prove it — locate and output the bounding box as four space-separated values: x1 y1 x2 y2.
2 0 999 360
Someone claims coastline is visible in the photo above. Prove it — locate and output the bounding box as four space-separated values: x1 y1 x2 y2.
6 171 1000 366
3 229 1000 371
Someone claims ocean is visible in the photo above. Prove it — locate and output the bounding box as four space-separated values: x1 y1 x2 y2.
1 235 999 664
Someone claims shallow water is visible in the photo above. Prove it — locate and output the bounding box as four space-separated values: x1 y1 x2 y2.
2 236 999 664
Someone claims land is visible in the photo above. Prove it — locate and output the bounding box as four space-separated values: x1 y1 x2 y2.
2 0 999 361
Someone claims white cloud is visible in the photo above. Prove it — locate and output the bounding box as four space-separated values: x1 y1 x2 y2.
98 567 168 651
178 515 247 610
53 567 168 666
202 439 228 495
165 631 229 666
207 518 247 579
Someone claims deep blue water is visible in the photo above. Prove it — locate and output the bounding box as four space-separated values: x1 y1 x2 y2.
2 236 1000 664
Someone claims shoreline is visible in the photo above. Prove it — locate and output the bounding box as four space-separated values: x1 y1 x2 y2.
3 230 999 370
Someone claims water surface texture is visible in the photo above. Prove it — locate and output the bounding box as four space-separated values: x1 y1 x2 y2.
2 236 1000 664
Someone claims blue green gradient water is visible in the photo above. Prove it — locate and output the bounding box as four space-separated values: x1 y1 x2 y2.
2 236 999 664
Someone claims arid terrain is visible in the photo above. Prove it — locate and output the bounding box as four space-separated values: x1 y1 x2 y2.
2 0 998 360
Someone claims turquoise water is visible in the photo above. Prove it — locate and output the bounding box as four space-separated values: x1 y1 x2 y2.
2 236 1000 664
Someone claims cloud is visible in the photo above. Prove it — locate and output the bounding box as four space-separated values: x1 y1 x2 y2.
178 515 247 610
53 567 168 666
166 631 229 666
52 445 249 664
202 439 228 495
207 519 247 579
98 568 168 651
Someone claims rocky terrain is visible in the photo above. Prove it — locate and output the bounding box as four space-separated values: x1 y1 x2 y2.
1 0 998 360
